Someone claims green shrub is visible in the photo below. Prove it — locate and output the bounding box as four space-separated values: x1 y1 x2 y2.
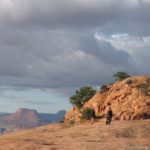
138 78 150 94
145 78 150 86
69 120 75 126
70 86 96 109
80 108 96 120
126 79 133 85
139 83 148 92
113 72 130 81
100 85 107 92
115 88 120 92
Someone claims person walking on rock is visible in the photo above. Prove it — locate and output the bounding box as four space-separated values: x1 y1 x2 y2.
106 107 113 125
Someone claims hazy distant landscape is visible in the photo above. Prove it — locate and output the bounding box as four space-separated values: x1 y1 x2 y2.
0 108 66 134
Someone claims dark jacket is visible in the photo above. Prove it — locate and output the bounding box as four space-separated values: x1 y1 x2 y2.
107 110 113 118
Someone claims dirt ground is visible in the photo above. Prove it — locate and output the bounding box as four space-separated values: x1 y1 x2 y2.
0 120 150 150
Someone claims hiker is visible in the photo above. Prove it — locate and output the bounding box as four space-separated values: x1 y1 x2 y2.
106 107 113 125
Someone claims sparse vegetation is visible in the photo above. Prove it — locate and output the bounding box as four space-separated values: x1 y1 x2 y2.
139 83 148 92
80 108 96 121
113 72 130 81
115 88 120 92
126 79 133 85
100 85 107 92
69 86 96 109
69 120 75 126
145 78 150 86
138 78 150 94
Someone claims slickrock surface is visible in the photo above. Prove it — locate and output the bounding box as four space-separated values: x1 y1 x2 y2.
0 120 150 150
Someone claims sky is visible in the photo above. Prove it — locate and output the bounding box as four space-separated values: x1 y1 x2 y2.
0 0 150 113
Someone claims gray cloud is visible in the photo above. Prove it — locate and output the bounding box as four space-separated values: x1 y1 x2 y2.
0 0 150 35
0 0 149 95
0 30 135 91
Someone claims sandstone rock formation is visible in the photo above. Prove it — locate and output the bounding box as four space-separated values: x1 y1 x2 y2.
65 76 150 123
3 108 40 128
0 108 66 134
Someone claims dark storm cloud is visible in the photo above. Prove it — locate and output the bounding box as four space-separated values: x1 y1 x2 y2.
0 30 134 90
0 0 149 94
0 0 150 35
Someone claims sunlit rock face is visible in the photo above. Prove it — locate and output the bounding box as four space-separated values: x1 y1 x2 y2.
65 76 150 123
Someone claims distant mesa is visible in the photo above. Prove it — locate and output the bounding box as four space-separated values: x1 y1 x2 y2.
0 108 66 134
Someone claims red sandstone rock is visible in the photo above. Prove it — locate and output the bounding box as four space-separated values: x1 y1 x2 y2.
65 76 150 123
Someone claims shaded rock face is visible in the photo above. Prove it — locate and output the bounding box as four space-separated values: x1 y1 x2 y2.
65 76 150 123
